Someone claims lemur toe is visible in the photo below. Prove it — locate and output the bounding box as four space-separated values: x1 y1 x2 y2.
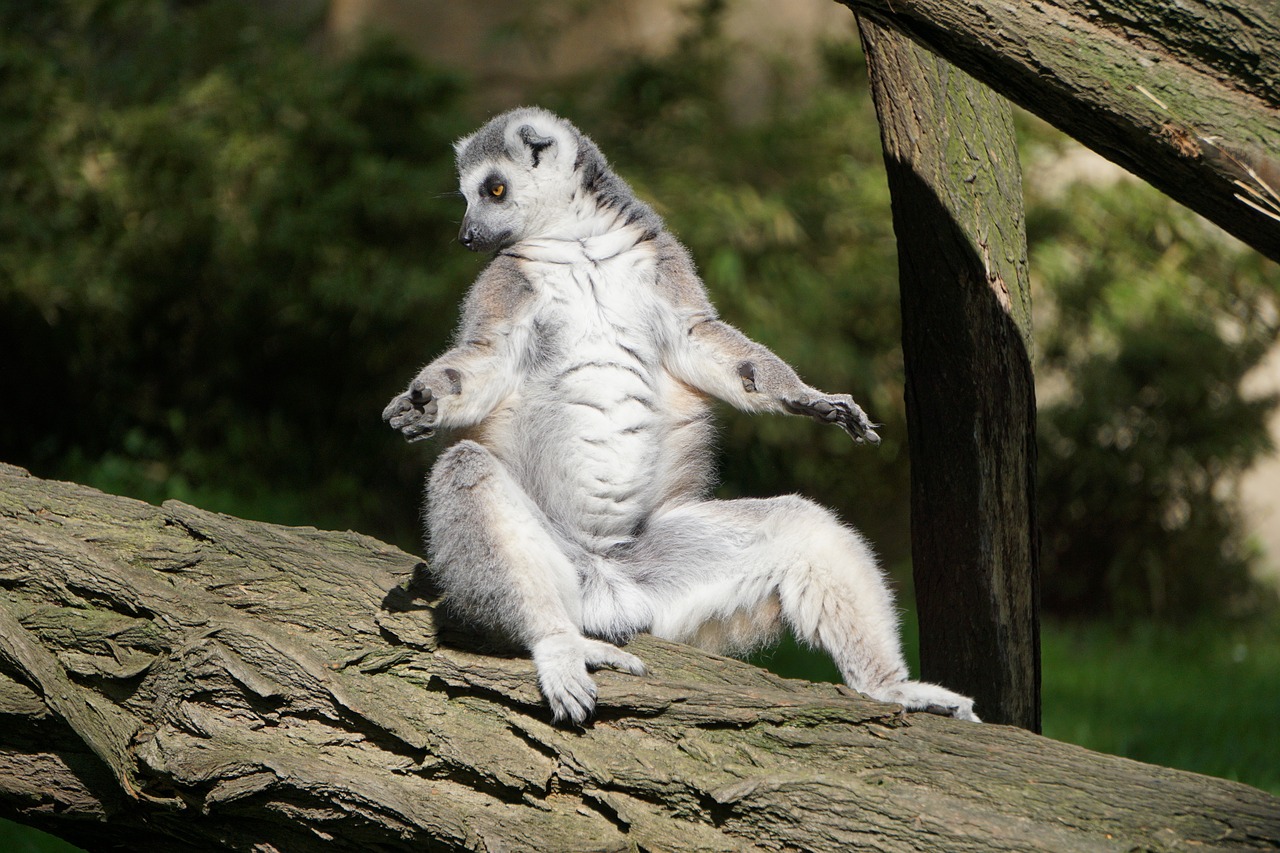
583 639 647 677
533 634 607 726
871 680 981 723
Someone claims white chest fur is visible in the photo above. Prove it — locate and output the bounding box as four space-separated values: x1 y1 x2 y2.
495 231 674 548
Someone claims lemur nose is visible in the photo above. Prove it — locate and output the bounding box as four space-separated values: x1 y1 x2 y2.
458 226 475 247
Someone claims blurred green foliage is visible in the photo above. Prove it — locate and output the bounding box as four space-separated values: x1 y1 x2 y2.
1 0 1277 616
0 0 478 547
1026 153 1279 618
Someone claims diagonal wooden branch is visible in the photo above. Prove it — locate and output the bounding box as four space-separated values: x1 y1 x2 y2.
835 0 1280 261
0 463 1276 851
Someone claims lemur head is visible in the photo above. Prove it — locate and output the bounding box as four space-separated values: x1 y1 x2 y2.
453 107 658 252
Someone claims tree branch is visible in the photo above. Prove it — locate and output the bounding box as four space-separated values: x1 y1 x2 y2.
836 0 1280 261
0 463 1276 851
859 19 1041 732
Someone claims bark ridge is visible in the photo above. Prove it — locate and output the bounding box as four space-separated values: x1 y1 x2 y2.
0 464 1276 851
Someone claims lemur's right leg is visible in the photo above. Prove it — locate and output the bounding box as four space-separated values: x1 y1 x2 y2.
632 497 979 721
427 440 646 724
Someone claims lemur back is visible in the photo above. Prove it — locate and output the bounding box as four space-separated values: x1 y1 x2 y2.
384 107 979 726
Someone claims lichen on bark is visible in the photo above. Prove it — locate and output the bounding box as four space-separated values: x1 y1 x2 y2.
0 464 1277 851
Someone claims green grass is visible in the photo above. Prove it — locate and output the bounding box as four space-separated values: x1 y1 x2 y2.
1041 617 1280 794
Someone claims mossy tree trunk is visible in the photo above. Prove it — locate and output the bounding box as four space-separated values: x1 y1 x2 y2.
838 0 1280 262
857 21 1040 732
1 465 1278 851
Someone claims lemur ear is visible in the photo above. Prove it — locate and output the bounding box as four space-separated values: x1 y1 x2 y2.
516 125 555 168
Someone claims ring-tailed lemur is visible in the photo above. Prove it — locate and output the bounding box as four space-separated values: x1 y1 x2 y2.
384 107 979 724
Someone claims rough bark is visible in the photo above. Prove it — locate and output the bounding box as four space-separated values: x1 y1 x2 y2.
0 465 1277 851
859 22 1040 733
836 0 1280 261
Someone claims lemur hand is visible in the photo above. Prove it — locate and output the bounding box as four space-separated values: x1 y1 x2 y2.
382 378 438 442
787 394 881 445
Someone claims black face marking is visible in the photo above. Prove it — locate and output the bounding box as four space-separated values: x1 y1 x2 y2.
481 173 508 202
518 124 554 167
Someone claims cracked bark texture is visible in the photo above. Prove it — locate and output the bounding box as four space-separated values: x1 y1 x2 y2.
837 0 1280 261
1 464 1278 851
859 21 1040 733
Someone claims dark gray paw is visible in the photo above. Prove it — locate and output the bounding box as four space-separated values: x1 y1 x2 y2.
787 395 881 445
382 379 439 442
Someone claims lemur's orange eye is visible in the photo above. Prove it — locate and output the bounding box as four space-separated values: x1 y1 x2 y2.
489 183 505 198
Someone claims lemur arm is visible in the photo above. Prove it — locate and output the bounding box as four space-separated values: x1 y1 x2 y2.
655 235 881 444
383 257 533 440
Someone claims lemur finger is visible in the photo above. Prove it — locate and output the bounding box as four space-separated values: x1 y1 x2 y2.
390 412 428 432
382 396 412 422
402 421 435 441
389 410 416 430
390 399 438 430
831 401 882 445
409 380 434 406
840 420 882 446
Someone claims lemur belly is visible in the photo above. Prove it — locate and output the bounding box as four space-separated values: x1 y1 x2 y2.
499 237 667 549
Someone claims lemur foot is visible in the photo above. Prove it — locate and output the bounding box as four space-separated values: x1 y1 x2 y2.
383 379 438 442
531 633 647 725
869 680 981 722
786 394 881 445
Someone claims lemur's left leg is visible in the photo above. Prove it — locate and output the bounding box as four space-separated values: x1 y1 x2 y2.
630 496 979 721
427 440 646 724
